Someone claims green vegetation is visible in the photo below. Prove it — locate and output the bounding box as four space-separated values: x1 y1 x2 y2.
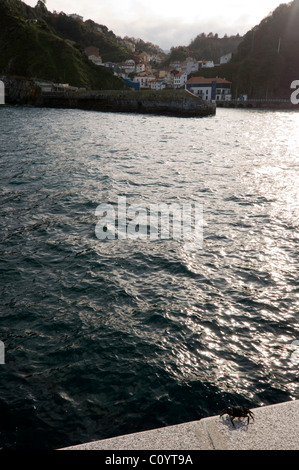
0 0 128 89
46 17 130 63
229 0 299 99
189 1 299 99
162 34 242 67
188 33 242 62
122 36 165 57
163 46 190 66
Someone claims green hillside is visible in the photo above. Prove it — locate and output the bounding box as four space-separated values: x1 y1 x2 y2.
233 0 299 98
190 1 299 99
160 34 242 68
0 0 128 89
188 33 242 62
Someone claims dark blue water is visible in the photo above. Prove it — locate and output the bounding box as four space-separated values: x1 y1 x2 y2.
0 106 298 449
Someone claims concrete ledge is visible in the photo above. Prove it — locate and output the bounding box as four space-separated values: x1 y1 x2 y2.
60 400 299 450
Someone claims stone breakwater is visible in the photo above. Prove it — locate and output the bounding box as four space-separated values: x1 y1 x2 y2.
36 89 216 117
0 75 216 117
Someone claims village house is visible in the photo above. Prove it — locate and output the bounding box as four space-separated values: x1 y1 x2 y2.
122 77 140 91
158 70 167 79
88 55 102 65
134 72 155 89
164 69 178 88
199 60 215 68
168 59 199 75
138 52 149 63
182 58 199 75
173 72 188 89
169 60 182 70
104 62 121 75
136 63 145 73
84 46 102 65
150 79 167 91
150 55 163 65
185 77 232 101
220 53 232 64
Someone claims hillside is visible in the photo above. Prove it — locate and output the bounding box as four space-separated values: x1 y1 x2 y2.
190 1 299 99
0 0 128 89
229 0 299 99
160 34 242 68
188 33 242 63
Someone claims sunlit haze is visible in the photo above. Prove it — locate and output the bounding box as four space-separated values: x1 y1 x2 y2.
23 0 287 50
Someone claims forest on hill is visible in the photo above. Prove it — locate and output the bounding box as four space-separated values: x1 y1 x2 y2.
190 1 299 99
164 33 242 66
0 0 129 89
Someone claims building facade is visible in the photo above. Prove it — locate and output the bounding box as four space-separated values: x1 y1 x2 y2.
220 53 232 65
185 77 232 101
173 72 187 89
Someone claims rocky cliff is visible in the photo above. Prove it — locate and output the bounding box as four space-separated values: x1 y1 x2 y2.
0 75 41 105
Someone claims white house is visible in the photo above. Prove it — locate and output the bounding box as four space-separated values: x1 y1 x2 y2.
136 63 145 73
199 60 215 68
88 55 102 66
182 58 199 75
173 72 187 89
170 61 182 70
150 79 167 91
185 77 232 101
220 53 232 65
134 72 155 88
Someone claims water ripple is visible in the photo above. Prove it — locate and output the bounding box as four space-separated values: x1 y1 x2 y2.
0 107 299 449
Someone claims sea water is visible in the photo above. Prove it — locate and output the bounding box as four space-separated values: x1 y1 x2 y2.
0 106 298 449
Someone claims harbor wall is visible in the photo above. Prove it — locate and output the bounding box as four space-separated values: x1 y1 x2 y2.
0 76 216 117
60 400 299 450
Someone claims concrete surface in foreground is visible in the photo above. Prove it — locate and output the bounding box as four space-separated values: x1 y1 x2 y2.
61 400 299 450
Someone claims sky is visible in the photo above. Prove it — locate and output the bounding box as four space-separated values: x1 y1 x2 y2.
24 0 286 50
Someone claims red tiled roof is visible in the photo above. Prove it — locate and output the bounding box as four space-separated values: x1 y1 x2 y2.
186 76 231 84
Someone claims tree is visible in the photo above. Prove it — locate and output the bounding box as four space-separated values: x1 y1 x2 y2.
36 0 47 12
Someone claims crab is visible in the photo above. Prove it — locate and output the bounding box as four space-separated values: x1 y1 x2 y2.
220 406 254 428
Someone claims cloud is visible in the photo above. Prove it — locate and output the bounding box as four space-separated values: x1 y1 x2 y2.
23 0 284 50
114 14 256 50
